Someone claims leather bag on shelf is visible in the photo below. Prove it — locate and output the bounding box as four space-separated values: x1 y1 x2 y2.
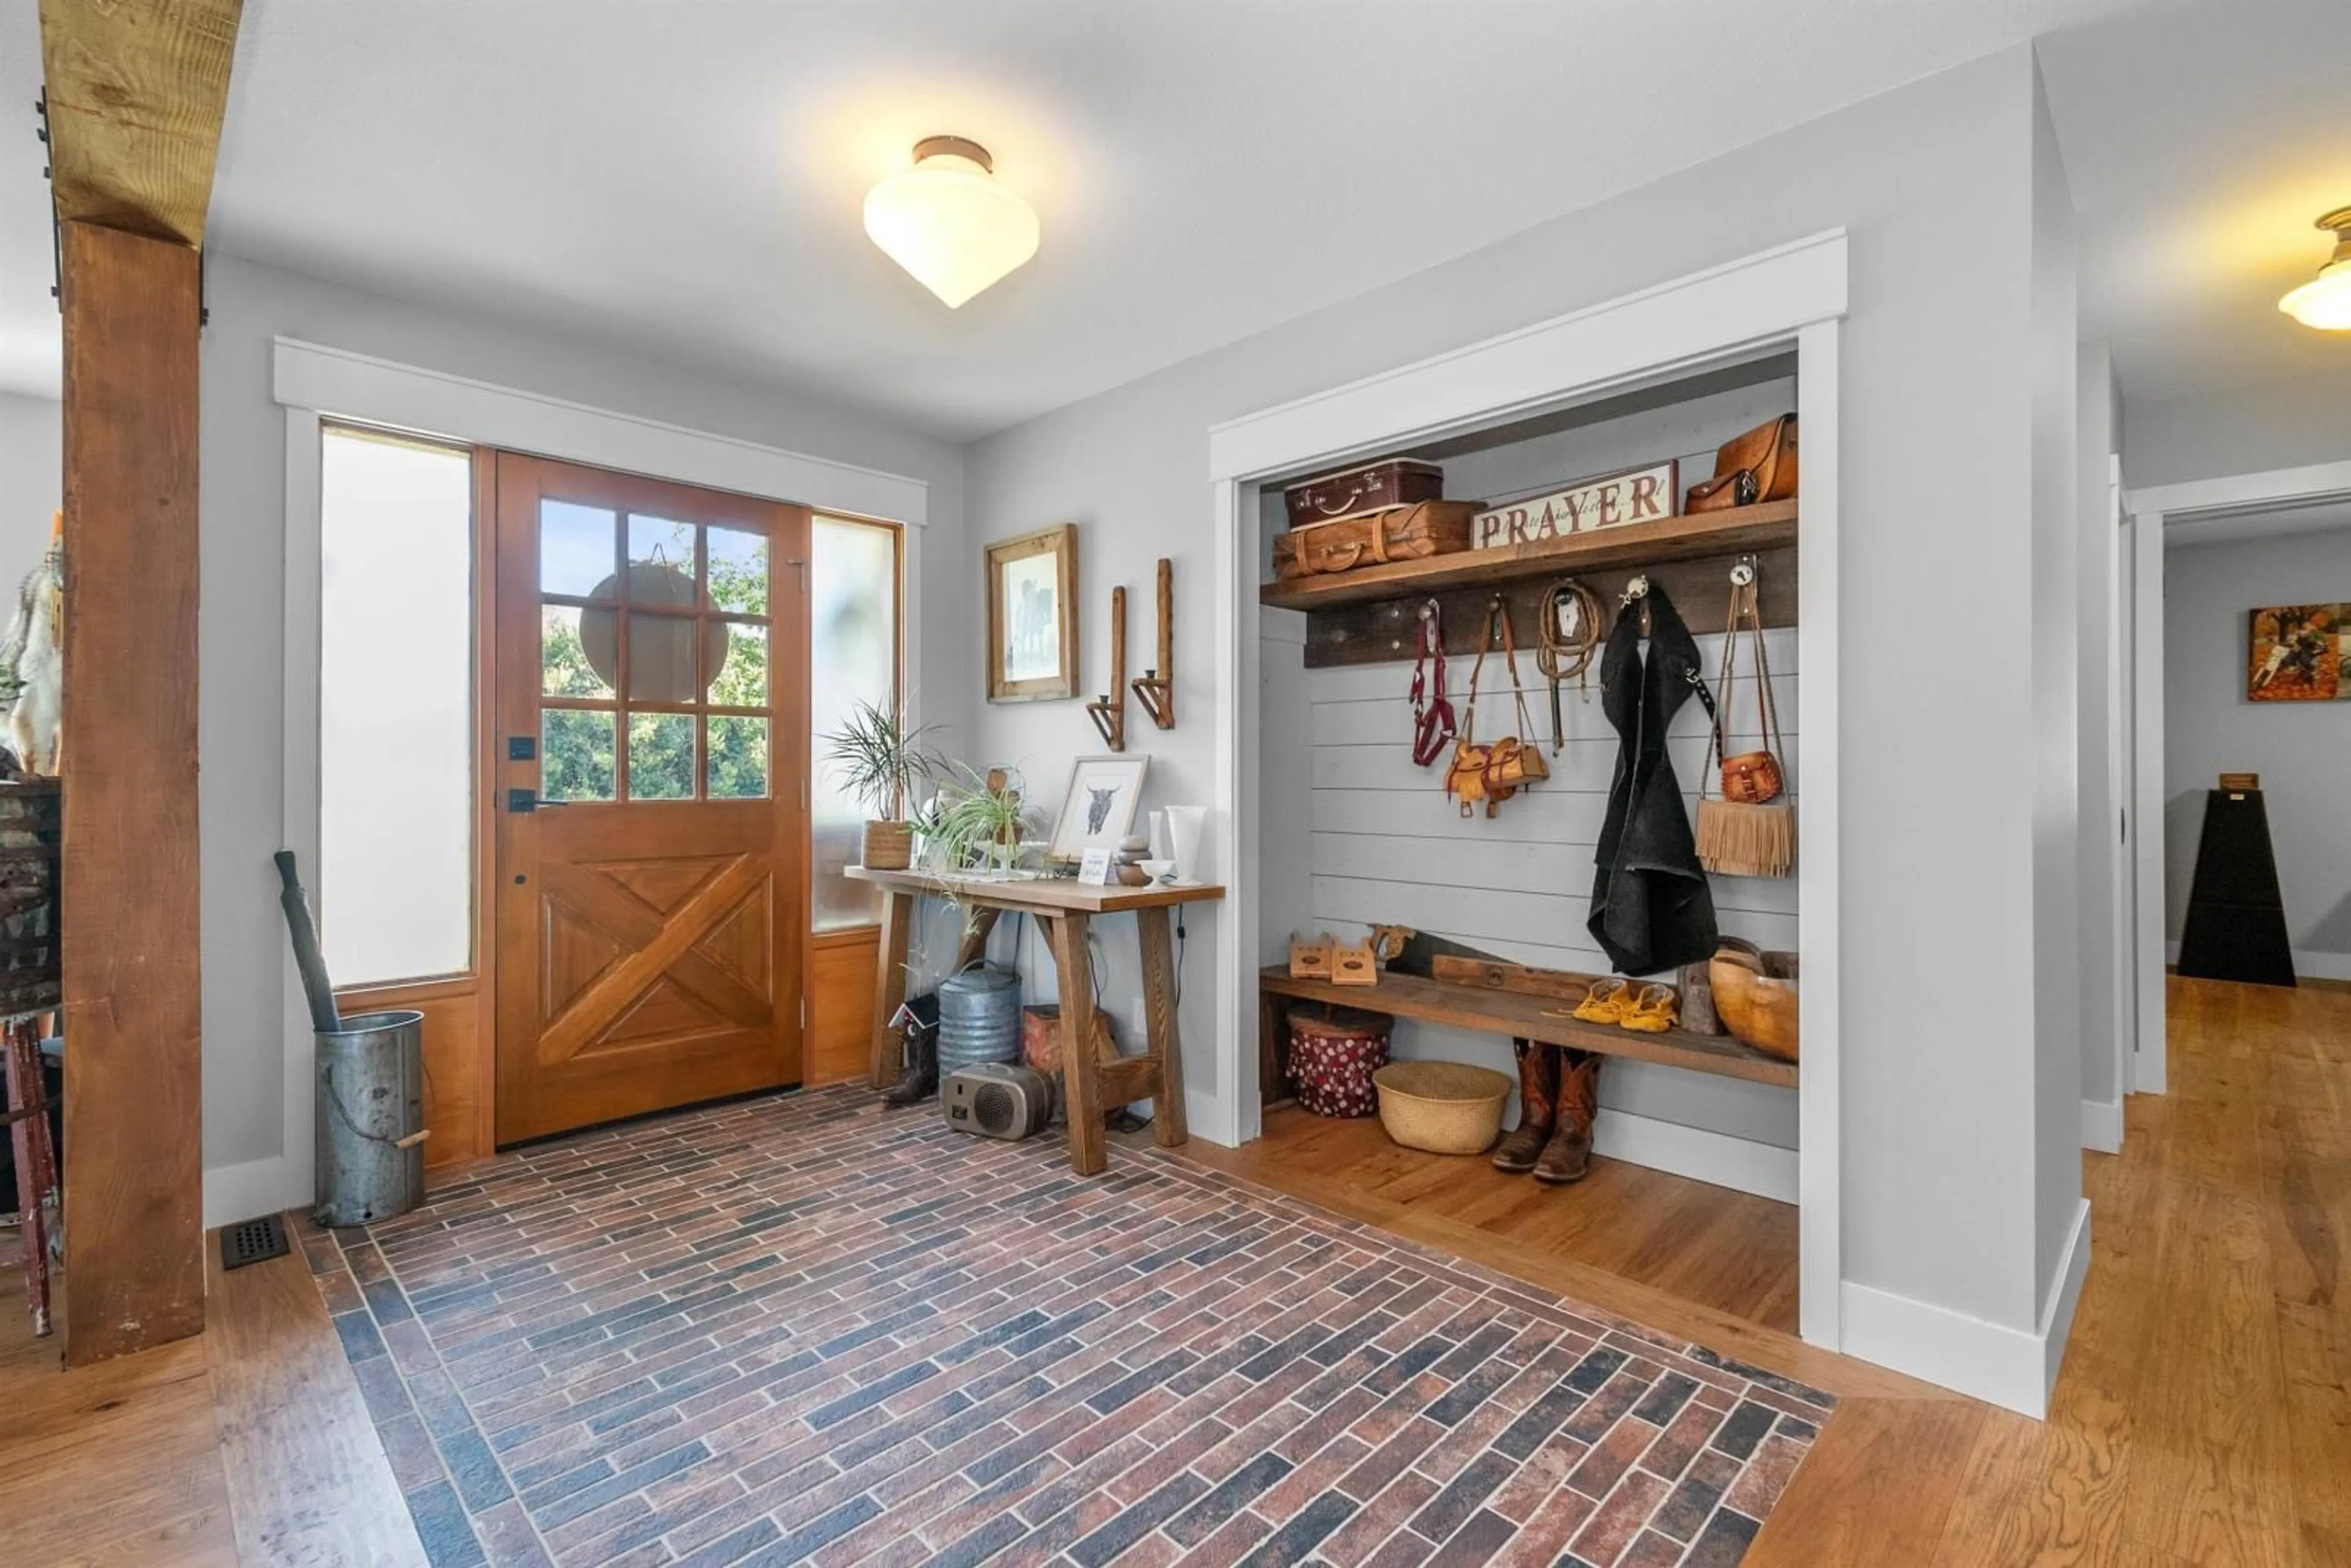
1271 500 1480 580
1445 598 1549 817
1685 414 1798 514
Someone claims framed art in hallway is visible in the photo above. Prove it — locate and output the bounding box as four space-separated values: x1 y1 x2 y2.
986 522 1079 702
2246 602 2341 701
1046 752 1147 863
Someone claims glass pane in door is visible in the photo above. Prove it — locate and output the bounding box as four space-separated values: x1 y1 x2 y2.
707 716 768 799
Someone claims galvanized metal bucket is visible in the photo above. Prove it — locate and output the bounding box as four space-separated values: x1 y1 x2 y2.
314 1009 427 1227
937 962 1021 1071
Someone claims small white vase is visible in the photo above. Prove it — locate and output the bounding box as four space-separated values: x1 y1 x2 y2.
1164 805 1208 885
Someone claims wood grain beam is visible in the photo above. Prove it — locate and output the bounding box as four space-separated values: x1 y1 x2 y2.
59 219 204 1365
39 0 242 246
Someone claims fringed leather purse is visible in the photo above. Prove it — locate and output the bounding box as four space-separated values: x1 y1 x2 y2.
1697 562 1794 877
1445 598 1549 817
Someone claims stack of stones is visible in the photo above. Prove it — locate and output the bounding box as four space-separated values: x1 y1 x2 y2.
1114 835 1152 887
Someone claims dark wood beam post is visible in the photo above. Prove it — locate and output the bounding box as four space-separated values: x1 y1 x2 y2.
59 220 206 1365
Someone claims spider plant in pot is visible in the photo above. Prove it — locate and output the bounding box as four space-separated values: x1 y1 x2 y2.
822 699 942 872
929 763 1038 879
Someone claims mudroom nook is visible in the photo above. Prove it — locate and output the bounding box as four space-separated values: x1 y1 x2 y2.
1204 236 1842 1347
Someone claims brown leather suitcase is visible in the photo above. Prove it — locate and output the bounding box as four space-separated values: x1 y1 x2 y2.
1283 459 1443 528
1272 500 1479 580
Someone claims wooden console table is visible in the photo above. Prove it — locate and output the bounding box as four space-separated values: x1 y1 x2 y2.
847 867 1226 1176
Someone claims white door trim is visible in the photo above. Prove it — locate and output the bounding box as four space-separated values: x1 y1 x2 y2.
2120 457 2351 1101
1205 229 1848 1349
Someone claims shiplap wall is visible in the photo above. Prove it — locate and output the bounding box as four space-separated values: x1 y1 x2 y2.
1259 375 1802 1191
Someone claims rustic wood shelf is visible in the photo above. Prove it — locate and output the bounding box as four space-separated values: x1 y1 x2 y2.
1259 499 1798 612
1259 966 1798 1089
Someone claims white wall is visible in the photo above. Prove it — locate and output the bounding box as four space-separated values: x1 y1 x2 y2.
2076 343 2124 1123
0 390 59 612
197 254 969 1202
2162 527 2351 976
2124 362 2351 490
966 42 2088 1379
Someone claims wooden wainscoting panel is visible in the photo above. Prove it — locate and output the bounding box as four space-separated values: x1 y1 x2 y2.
810 925 881 1086
337 978 485 1171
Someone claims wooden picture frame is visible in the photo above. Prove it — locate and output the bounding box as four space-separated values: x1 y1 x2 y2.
986 523 1079 702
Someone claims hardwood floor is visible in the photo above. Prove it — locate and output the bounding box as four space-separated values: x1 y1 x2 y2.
0 1232 423 1567
0 972 2341 1563
1194 975 2351 1565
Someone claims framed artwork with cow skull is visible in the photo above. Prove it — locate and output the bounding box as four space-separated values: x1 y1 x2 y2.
1047 754 1149 865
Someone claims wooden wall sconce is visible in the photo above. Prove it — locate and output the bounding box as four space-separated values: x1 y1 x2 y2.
1131 557 1176 730
1086 585 1128 751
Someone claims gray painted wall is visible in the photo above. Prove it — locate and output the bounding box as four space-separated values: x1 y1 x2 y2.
2076 344 2123 1112
197 255 970 1186
965 46 2084 1338
0 390 59 614
2124 362 2351 490
2162 528 2351 973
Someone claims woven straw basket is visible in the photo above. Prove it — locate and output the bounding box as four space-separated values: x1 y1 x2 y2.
861 820 914 872
1371 1060 1512 1155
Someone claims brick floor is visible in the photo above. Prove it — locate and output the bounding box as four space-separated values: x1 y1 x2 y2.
307 1085 1826 1566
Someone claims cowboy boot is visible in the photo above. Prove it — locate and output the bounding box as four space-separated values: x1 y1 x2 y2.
1534 1050 1602 1184
882 998 941 1108
1491 1038 1559 1174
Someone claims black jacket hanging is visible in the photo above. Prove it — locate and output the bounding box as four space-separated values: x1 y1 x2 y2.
1587 585 1719 974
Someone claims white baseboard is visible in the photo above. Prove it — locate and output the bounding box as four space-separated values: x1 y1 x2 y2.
2079 1097 2123 1153
1592 1109 1798 1205
203 1155 304 1231
1839 1199 2091 1418
2163 937 2351 983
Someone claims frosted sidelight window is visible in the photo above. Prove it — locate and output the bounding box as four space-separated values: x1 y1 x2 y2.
811 516 902 931
319 426 476 986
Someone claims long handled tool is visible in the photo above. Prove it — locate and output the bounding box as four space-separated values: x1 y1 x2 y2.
274 849 342 1034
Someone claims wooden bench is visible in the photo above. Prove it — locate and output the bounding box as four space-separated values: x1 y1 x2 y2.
1258 964 1796 1107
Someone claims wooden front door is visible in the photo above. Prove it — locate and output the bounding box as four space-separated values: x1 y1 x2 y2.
493 454 809 1143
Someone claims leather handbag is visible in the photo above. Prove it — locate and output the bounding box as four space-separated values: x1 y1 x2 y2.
1697 565 1794 877
1445 599 1548 818
1686 414 1798 514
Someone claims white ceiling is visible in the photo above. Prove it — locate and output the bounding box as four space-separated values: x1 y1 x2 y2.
5 1 2349 434
2041 1 2351 409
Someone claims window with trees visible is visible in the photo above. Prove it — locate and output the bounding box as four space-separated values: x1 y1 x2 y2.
535 504 773 802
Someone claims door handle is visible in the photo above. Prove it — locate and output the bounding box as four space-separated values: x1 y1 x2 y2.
506 789 573 813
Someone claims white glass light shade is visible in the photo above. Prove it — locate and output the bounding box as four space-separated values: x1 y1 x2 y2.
864 148 1039 308
2280 261 2351 331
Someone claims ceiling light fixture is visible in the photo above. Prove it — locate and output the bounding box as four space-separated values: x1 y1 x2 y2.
2279 206 2351 331
863 136 1039 308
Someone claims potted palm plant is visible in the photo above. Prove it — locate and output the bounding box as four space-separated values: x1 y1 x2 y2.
823 699 942 872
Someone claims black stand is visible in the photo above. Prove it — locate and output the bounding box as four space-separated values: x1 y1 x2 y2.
2176 788 2296 988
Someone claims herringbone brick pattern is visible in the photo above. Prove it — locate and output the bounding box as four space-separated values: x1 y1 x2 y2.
305 1085 1827 1566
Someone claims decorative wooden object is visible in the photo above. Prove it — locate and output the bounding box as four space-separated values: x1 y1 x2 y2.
1428 954 1595 1002
1261 966 1797 1089
1086 585 1127 751
1331 939 1378 988
60 220 206 1365
1299 542 1796 670
1470 460 1678 550
1263 498 1795 612
1132 558 1176 729
850 866 1221 1175
2218 772 2259 793
1289 932 1333 980
38 0 242 247
1711 950 1800 1062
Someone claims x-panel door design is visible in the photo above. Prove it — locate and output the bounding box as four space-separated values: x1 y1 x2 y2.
493 453 809 1142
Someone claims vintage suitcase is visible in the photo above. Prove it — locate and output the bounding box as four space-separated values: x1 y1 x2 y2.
1272 500 1479 580
1284 458 1444 528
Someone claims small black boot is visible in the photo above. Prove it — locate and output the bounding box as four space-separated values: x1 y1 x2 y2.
883 994 941 1107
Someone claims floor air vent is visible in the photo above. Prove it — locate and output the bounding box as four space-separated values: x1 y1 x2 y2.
221 1213 291 1272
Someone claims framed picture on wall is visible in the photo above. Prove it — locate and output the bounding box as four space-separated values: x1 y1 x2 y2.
2248 602 2342 702
1047 754 1149 864
986 523 1079 702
